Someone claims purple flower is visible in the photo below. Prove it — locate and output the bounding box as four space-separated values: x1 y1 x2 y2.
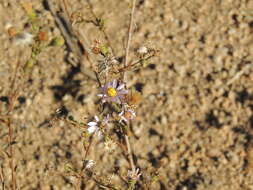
98 80 128 104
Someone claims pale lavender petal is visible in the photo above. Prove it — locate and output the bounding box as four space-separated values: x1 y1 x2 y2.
87 121 97 127
97 130 103 137
94 115 99 122
87 125 97 134
100 86 105 92
117 83 125 90
100 87 106 93
120 116 128 123
112 79 117 88
118 90 128 95
107 81 113 88
119 111 124 116
129 109 136 116
103 114 110 124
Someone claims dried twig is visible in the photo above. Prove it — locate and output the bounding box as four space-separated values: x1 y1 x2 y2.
5 58 22 190
118 52 157 73
92 176 119 190
123 0 137 80
123 0 137 174
7 118 16 190
125 135 135 172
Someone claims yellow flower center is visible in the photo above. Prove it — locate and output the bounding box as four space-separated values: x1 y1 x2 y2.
107 87 117 97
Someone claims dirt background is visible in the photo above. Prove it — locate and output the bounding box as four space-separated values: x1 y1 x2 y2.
1 0 253 189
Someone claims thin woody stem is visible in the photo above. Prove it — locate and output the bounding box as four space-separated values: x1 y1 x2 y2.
7 118 16 190
6 59 21 190
84 135 94 160
118 53 156 73
123 0 137 177
124 135 135 172
123 0 137 80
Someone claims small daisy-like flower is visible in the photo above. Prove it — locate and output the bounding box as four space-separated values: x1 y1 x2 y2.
119 108 136 123
87 115 110 135
98 79 128 104
104 137 116 152
127 168 141 180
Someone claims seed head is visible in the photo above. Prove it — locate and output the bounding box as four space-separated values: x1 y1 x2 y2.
127 91 142 105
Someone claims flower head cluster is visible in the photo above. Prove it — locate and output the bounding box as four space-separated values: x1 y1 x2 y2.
119 106 136 123
98 79 128 104
104 137 116 152
87 115 109 136
87 79 139 137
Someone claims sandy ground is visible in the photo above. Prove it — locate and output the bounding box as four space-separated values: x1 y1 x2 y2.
1 0 253 189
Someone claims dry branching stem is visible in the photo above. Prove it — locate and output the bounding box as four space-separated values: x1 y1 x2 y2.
123 0 136 80
125 135 136 172
7 118 16 190
123 0 137 176
4 60 22 190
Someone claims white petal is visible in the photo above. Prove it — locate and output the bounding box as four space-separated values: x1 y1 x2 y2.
112 79 117 88
119 116 128 123
97 130 103 137
118 90 128 94
129 110 136 116
119 111 124 116
87 125 97 134
94 115 99 122
87 121 97 127
117 84 125 90
102 114 110 124
85 160 95 169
